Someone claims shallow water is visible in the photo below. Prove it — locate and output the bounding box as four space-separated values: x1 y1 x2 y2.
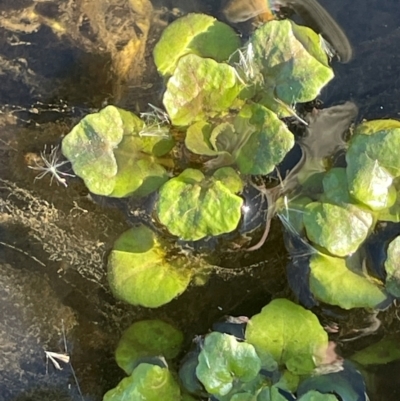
1 0 400 400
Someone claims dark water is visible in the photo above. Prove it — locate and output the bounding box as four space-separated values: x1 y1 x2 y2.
1 0 400 400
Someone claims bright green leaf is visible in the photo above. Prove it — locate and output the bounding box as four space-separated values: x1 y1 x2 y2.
322 168 352 205
303 202 374 257
153 13 240 77
103 363 180 401
156 168 244 241
108 225 194 307
384 236 400 297
115 320 183 375
196 332 261 396
62 105 174 197
309 253 387 309
245 299 328 375
163 54 242 126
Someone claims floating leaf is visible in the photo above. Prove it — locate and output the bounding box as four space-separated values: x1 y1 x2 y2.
115 320 183 375
234 104 295 175
350 335 400 366
196 332 261 396
303 202 374 257
384 236 400 297
346 120 400 209
322 168 352 205
153 13 240 77
297 361 368 401
108 225 194 307
309 253 388 309
62 105 174 197
245 299 328 375
163 54 242 126
185 104 294 175
297 391 338 401
156 167 244 241
103 363 180 401
251 20 333 114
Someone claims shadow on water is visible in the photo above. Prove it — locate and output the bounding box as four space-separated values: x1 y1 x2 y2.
1 0 400 400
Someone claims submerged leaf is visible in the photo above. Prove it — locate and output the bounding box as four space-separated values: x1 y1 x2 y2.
108 225 194 307
163 54 242 126
245 299 328 375
196 332 261 396
309 253 388 309
303 202 374 257
62 105 174 197
153 13 240 77
115 320 183 375
103 363 180 401
156 167 244 240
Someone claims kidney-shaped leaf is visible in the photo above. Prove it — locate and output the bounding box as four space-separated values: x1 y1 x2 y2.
251 20 333 112
103 363 180 401
196 332 261 396
309 253 388 309
163 54 242 126
108 225 193 307
153 13 240 77
157 167 244 241
62 105 174 197
115 319 183 375
303 202 374 257
245 299 328 375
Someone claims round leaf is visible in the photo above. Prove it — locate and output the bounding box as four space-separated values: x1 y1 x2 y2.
108 225 193 307
245 299 328 375
303 202 374 257
309 253 388 309
153 13 240 77
156 168 244 241
196 332 261 396
163 54 242 126
62 105 174 197
251 20 333 112
235 104 295 175
103 363 180 401
384 236 400 297
115 320 183 375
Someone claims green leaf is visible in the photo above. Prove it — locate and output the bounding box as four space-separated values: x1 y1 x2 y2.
245 299 328 375
303 202 374 257
62 105 174 197
103 363 180 401
322 168 352 205
163 54 242 126
107 225 193 307
257 386 295 401
235 104 295 175
297 390 338 401
351 335 400 366
115 320 183 375
309 253 388 309
156 168 244 241
153 13 240 77
384 236 400 297
346 152 396 211
251 20 333 114
195 332 261 396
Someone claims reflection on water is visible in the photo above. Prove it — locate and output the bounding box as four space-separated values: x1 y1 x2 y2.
1 0 400 400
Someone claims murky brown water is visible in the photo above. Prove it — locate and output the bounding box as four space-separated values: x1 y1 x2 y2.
1 0 400 400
